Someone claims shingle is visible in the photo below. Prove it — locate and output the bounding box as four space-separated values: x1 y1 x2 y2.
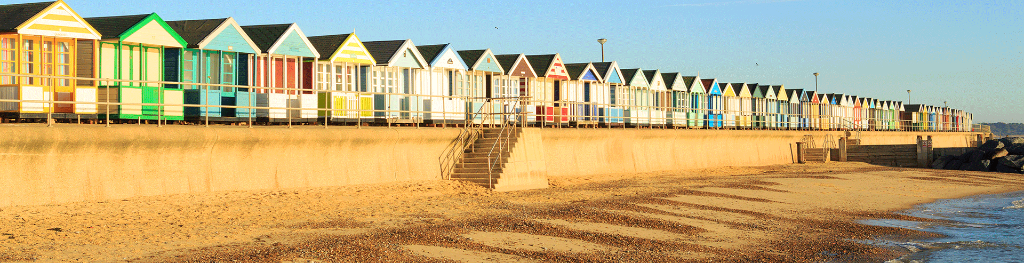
416 44 447 64
525 54 555 77
362 40 406 64
240 24 291 52
701 79 715 92
494 54 520 72
306 34 350 59
0 1 52 32
730 83 745 95
682 76 697 88
564 63 588 80
642 70 657 84
457 50 485 68
167 18 229 49
662 73 680 89
620 68 639 84
84 14 149 40
591 62 611 79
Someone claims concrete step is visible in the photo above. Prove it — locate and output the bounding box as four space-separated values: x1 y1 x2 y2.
451 171 503 179
462 152 510 159
460 157 508 164
451 177 500 186
454 167 503 174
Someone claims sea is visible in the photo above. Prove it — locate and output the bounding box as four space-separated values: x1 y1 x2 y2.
862 191 1024 263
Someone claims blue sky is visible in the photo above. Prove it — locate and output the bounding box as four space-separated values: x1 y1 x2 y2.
70 0 1023 122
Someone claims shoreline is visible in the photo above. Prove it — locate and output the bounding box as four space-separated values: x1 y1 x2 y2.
1 162 1023 262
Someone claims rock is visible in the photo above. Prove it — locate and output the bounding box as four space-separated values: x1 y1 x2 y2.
944 159 964 170
999 155 1024 170
969 150 987 163
996 163 1023 174
979 140 1005 152
965 160 991 172
987 149 1010 160
999 137 1024 145
932 155 955 169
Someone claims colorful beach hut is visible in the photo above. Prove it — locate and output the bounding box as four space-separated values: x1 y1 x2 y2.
564 62 603 125
701 78 722 128
643 69 666 126
458 49 511 124
495 53 538 124
684 76 705 127
662 72 686 127
166 18 261 121
620 68 649 125
242 23 320 120
773 85 788 129
524 54 569 124
591 61 624 125
306 33 376 123
362 39 428 122
419 44 472 123
85 13 185 122
786 89 803 129
721 82 739 128
0 0 101 119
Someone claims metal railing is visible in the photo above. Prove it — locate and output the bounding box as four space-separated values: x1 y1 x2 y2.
0 73 976 133
483 96 524 189
439 99 493 180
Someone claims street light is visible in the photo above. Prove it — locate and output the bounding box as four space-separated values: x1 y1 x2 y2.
597 38 608 62
907 90 911 104
813 72 819 94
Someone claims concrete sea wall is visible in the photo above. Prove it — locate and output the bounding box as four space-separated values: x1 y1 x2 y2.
0 125 978 207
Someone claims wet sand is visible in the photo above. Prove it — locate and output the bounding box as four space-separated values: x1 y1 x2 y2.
2 162 1023 262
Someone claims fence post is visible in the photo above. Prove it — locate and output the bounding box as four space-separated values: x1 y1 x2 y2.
796 142 806 164
917 135 933 168
839 137 848 162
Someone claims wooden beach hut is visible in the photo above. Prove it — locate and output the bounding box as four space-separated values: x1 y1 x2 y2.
362 39 428 123
751 85 766 128
419 44 471 124
662 72 685 127
643 69 666 126
525 54 570 125
786 89 802 129
619 68 649 126
740 84 755 128
774 85 788 129
458 49 511 124
564 62 603 125
85 13 186 122
683 76 704 127
306 33 376 123
241 23 320 121
591 61 624 125
801 91 818 129
701 78 722 128
166 18 262 122
721 82 739 128
763 85 777 128
495 53 538 124
0 0 101 119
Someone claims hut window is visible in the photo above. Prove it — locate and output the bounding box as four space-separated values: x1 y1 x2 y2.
447 58 453 65
40 41 52 86
222 53 235 91
22 39 36 85
55 41 72 87
0 38 15 84
181 50 198 89
334 65 345 91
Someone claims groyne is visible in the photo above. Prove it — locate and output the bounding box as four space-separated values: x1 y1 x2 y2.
0 125 978 207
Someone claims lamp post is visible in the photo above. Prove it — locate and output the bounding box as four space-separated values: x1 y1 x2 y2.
597 38 608 62
813 72 819 94
907 90 911 104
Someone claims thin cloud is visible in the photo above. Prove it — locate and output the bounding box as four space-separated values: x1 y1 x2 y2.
667 0 806 7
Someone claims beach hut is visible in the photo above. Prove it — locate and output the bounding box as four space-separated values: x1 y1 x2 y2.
896 102 906 131
662 72 686 127
787 89 803 129
495 54 539 125
241 23 320 121
701 78 723 128
362 39 428 123
84 13 186 122
774 85 788 129
643 69 666 126
458 49 512 125
564 62 603 125
620 68 649 126
683 76 704 127
751 85 766 128
417 44 470 124
525 54 570 125
591 61 624 125
763 85 778 128
903 104 926 131
852 96 862 129
740 84 755 128
166 18 262 122
721 82 739 128
305 33 375 123
801 91 818 129
0 0 101 119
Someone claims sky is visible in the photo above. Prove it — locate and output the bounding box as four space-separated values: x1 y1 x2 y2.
58 0 1024 122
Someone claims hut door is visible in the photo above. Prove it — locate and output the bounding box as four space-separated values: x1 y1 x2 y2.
553 80 561 106
584 83 591 102
485 74 493 98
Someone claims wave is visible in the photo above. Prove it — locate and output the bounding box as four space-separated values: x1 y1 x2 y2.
885 240 1009 263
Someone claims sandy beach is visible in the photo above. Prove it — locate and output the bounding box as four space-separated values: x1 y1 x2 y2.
1 162 1023 262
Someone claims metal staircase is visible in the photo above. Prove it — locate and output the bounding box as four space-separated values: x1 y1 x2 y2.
442 97 525 189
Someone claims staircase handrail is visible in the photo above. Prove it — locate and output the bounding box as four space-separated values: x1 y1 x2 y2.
485 96 524 189
439 97 491 179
